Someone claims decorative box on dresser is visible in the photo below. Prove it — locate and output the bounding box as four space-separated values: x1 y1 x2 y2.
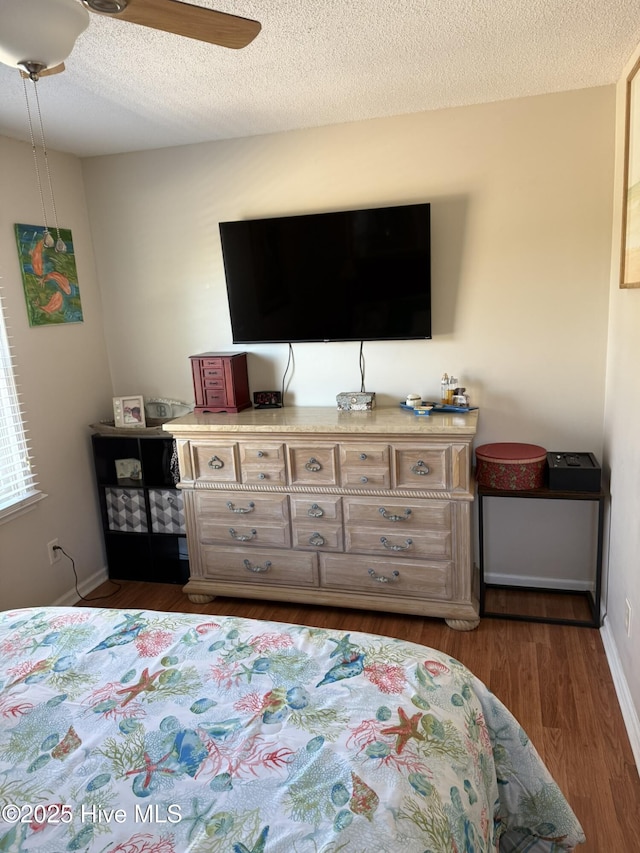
166 406 480 630
190 351 251 414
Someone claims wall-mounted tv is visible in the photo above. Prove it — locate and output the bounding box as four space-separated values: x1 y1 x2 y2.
219 202 431 344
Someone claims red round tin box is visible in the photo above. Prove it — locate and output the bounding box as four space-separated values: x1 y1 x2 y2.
475 442 547 490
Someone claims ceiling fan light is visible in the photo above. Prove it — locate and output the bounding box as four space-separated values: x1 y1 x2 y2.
0 0 89 71
82 0 129 13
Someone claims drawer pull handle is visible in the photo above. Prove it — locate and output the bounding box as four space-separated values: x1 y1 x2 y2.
308 503 324 518
208 455 224 470
379 507 412 522
227 501 255 514
258 473 266 480
309 532 325 547
368 568 400 583
244 559 272 574
360 453 367 460
360 476 368 484
167 495 177 507
229 527 257 541
119 493 130 503
380 536 413 552
411 460 430 476
305 457 322 472
257 450 264 458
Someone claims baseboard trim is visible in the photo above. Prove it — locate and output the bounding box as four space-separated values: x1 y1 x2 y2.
484 572 593 592
600 617 640 771
52 566 109 607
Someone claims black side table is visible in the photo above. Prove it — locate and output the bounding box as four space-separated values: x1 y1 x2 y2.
478 484 607 627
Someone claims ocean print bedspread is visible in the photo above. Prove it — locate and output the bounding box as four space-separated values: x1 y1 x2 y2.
0 606 584 852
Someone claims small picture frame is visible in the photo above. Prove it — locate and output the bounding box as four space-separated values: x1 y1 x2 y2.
113 395 146 428
115 458 142 481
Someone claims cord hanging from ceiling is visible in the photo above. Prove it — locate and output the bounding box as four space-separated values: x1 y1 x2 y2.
21 73 67 253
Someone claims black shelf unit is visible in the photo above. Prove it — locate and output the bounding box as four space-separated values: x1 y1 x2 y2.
91 433 189 584
478 483 606 628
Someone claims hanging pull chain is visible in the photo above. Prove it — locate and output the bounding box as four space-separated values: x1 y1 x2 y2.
31 77 66 253
22 74 66 253
22 75 53 249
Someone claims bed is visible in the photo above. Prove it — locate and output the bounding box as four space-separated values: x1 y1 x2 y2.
0 606 584 852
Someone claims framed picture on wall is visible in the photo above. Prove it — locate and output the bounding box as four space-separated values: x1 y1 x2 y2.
621 56 640 287
113 395 146 428
14 224 84 325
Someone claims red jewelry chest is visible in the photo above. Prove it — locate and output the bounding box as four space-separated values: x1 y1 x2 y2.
190 352 251 414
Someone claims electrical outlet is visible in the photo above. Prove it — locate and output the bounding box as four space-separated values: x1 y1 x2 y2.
625 599 632 638
47 538 61 565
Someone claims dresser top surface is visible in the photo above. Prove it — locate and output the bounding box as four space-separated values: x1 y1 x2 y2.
166 406 479 436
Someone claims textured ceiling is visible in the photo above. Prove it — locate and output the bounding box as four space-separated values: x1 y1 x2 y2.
1 0 640 158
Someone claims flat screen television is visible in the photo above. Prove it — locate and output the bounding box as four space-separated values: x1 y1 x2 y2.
219 202 431 344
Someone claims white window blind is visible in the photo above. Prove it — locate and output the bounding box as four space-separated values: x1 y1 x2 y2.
0 290 41 519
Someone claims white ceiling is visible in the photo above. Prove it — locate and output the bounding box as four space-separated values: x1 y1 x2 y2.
1 0 640 159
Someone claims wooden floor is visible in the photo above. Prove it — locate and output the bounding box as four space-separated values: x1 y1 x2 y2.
79 580 640 852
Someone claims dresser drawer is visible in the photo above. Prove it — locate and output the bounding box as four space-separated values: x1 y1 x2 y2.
203 377 225 389
194 491 289 522
343 496 451 529
344 526 451 560
340 443 390 468
191 441 239 482
290 495 342 522
201 545 318 586
240 442 285 465
200 358 223 369
288 443 339 486
320 553 452 600
198 519 291 548
394 446 449 490
241 467 287 486
341 467 390 489
292 523 344 551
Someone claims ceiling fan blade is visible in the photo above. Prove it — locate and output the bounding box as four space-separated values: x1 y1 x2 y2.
20 63 66 78
90 0 261 49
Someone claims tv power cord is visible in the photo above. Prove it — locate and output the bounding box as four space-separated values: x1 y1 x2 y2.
53 544 121 603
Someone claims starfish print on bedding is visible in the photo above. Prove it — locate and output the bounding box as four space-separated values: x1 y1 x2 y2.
115 667 163 705
381 707 425 754
125 749 177 791
328 633 360 660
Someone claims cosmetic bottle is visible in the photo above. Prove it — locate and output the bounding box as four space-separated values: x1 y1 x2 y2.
440 373 449 404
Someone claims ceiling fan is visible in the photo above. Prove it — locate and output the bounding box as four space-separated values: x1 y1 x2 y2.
0 0 261 81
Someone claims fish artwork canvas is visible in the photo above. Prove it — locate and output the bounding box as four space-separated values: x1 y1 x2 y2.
14 224 83 327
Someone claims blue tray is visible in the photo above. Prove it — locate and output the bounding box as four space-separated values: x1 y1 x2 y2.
399 402 432 414
431 403 478 413
399 401 477 414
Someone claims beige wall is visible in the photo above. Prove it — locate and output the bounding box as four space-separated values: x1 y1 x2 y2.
83 88 614 444
82 86 615 590
603 47 640 748
0 135 112 607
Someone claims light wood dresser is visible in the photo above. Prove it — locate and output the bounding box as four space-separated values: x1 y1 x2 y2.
166 406 480 630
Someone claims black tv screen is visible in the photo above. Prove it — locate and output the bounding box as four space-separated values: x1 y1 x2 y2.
219 202 431 343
